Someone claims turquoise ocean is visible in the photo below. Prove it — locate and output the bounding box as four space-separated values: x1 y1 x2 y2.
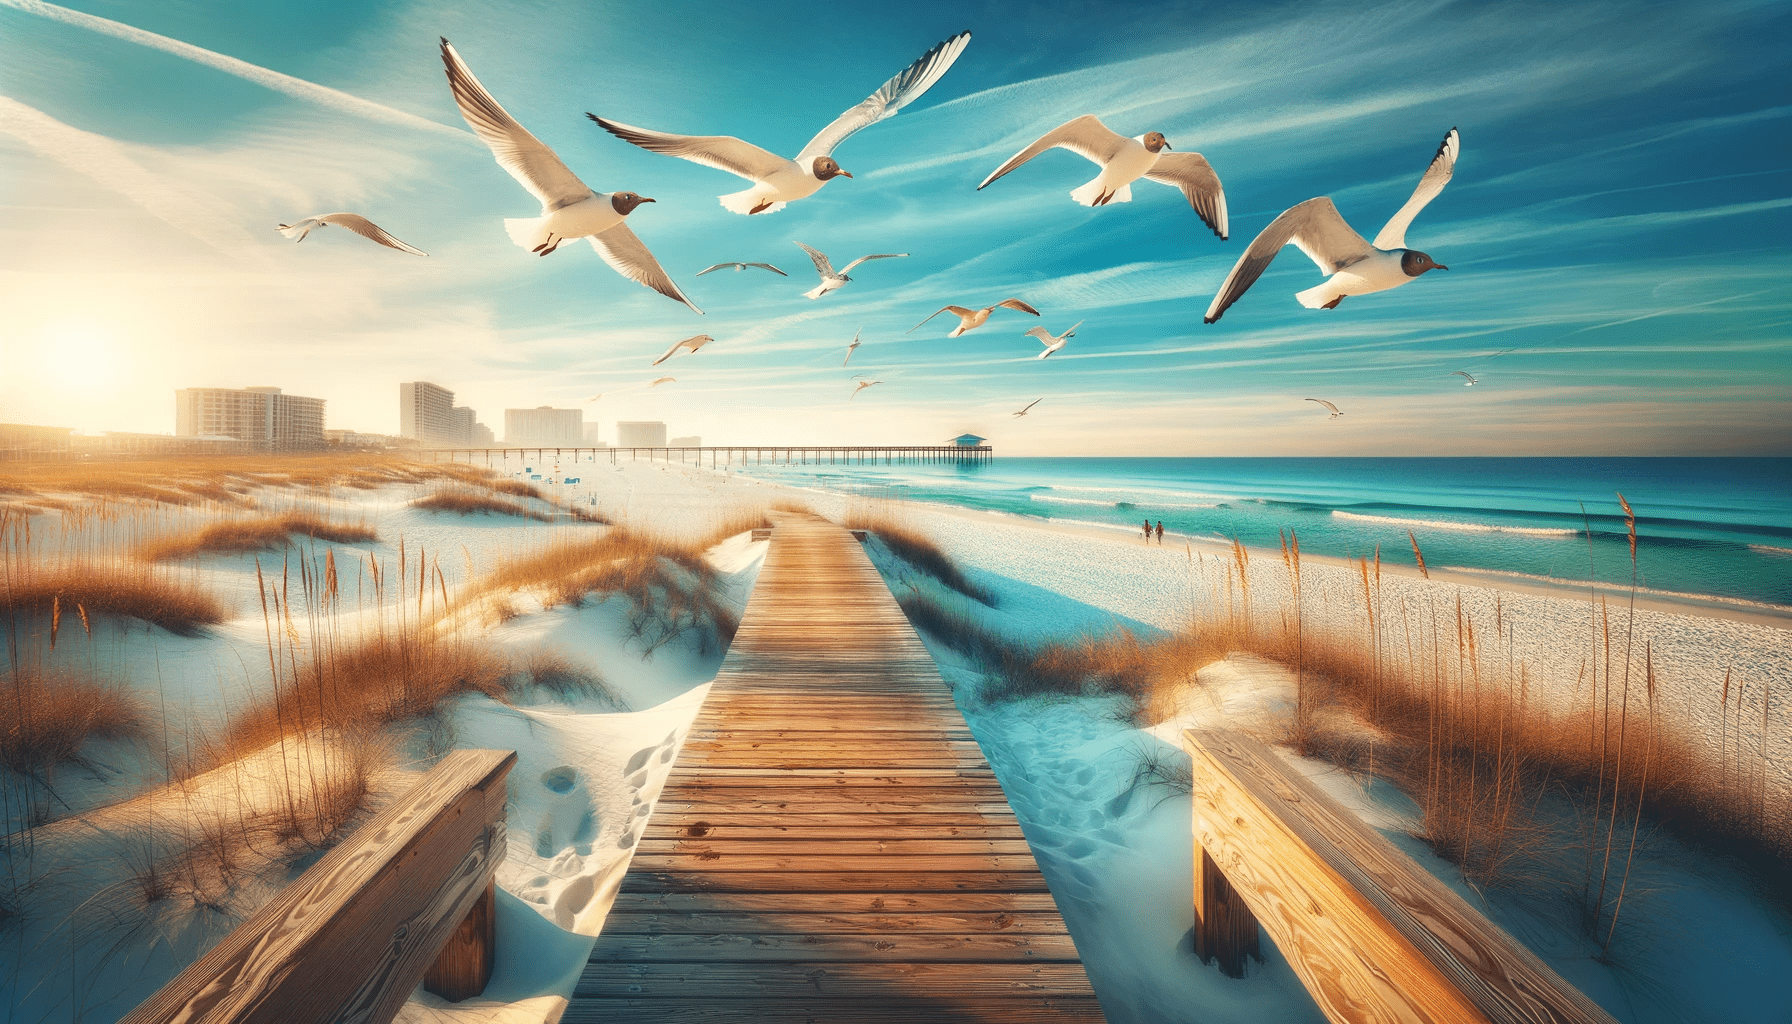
729 457 1792 612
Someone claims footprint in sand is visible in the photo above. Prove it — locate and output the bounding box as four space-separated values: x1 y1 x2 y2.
535 766 594 856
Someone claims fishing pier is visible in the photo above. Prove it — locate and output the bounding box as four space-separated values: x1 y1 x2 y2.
415 444 993 468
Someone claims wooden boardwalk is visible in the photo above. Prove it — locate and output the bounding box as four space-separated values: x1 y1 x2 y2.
567 514 1104 1022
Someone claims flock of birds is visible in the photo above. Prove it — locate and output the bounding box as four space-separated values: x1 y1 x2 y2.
276 30 1481 420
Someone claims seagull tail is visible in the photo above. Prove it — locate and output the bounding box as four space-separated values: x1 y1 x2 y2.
803 282 829 300
1296 281 1341 309
275 223 311 242
720 188 784 216
504 216 552 252
1070 180 1131 207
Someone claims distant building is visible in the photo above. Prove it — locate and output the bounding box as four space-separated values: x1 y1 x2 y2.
175 387 325 448
949 433 987 447
324 429 395 447
472 422 495 446
616 421 667 447
449 406 477 442
669 435 701 447
0 424 74 451
399 382 455 444
582 422 603 444
505 406 583 446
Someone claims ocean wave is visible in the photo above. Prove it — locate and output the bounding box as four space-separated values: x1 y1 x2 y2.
1044 483 1237 504
1031 494 1219 511
1750 544 1792 557
1438 565 1792 614
1333 511 1578 537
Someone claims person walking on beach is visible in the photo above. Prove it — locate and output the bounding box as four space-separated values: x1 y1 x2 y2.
1155 520 1164 544
1143 518 1152 543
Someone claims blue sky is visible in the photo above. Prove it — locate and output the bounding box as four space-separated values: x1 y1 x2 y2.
2 0 1788 454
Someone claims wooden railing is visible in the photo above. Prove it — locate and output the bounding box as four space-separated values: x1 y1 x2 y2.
122 748 516 1024
1182 730 1617 1024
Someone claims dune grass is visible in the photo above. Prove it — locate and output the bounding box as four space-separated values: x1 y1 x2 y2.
0 564 227 636
411 487 551 521
843 511 995 604
136 511 379 561
1 668 147 778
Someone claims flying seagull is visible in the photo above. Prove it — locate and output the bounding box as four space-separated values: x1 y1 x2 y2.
909 298 1041 337
439 38 701 313
590 32 971 216
653 334 713 366
844 329 862 366
796 242 909 299
850 379 883 400
275 213 427 256
976 115 1228 237
1306 398 1343 419
1013 398 1043 417
1451 371 1478 386
697 261 787 277
1204 128 1460 323
1027 320 1081 359
649 376 676 387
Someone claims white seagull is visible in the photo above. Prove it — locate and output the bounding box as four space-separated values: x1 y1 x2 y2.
1451 371 1478 386
844 329 862 366
439 38 701 313
697 261 787 277
909 298 1041 337
1013 398 1043 417
1027 320 1081 360
1205 128 1460 323
275 213 427 255
1306 398 1343 419
850 379 883 401
653 334 713 366
976 115 1228 237
649 376 676 387
590 32 971 216
796 242 909 299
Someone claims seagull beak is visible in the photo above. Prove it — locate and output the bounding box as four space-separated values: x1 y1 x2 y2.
839 171 853 179
1435 262 1448 270
1162 141 1173 150
640 196 657 203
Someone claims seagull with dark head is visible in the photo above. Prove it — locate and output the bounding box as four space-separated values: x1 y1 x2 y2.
796 242 908 299
590 32 970 215
1205 128 1459 323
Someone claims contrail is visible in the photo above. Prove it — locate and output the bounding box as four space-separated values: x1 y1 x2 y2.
1 0 475 143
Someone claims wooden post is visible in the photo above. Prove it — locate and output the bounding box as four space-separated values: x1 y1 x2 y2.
424 880 496 1001
1194 842 1260 977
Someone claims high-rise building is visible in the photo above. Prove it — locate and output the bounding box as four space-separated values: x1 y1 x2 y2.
582 422 602 444
669 435 701 447
399 382 458 445
449 406 477 442
472 422 495 446
505 406 583 446
174 387 325 448
616 421 667 447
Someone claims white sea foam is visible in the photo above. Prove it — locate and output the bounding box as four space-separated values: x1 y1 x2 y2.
1333 510 1578 537
1031 494 1219 510
1439 564 1792 614
1045 483 1238 504
1750 544 1792 557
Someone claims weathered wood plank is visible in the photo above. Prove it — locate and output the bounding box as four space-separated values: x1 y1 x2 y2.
559 997 1108 1023
642 823 1025 840
589 931 1084 961
599 911 1071 934
123 749 516 1024
625 854 1044 872
620 871 1056 894
1184 730 1617 1024
574 961 1101 998
607 892 1067 915
635 839 1036 856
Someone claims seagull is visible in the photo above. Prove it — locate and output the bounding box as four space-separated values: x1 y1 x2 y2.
275 213 427 256
844 329 862 366
1451 371 1478 386
1306 398 1343 419
850 379 883 401
589 32 970 216
439 38 701 313
796 242 909 299
697 261 787 277
1027 320 1080 359
653 335 713 366
976 115 1228 237
909 298 1041 337
649 376 676 387
1204 128 1460 323
1013 398 1043 417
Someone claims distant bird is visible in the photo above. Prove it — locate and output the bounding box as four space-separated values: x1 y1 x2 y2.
1013 398 1043 417
1205 128 1460 324
439 38 701 313
1306 398 1343 419
649 376 676 387
1451 371 1478 386
1027 320 1080 359
275 213 427 256
850 379 883 400
590 32 971 216
976 115 1228 237
844 329 862 366
796 242 909 299
653 334 713 366
697 261 787 277
909 298 1041 337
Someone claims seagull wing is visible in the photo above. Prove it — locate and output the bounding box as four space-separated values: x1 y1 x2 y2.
651 338 685 365
1203 198 1370 323
590 116 789 183
977 115 1132 190
440 39 592 211
1143 152 1229 240
794 241 837 278
696 263 739 276
275 215 324 241
1306 398 1341 415
744 262 788 276
1018 398 1043 415
1024 326 1055 344
796 31 972 163
1373 127 1460 250
838 253 909 274
995 298 1041 316
588 224 704 314
316 213 428 256
909 305 974 333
